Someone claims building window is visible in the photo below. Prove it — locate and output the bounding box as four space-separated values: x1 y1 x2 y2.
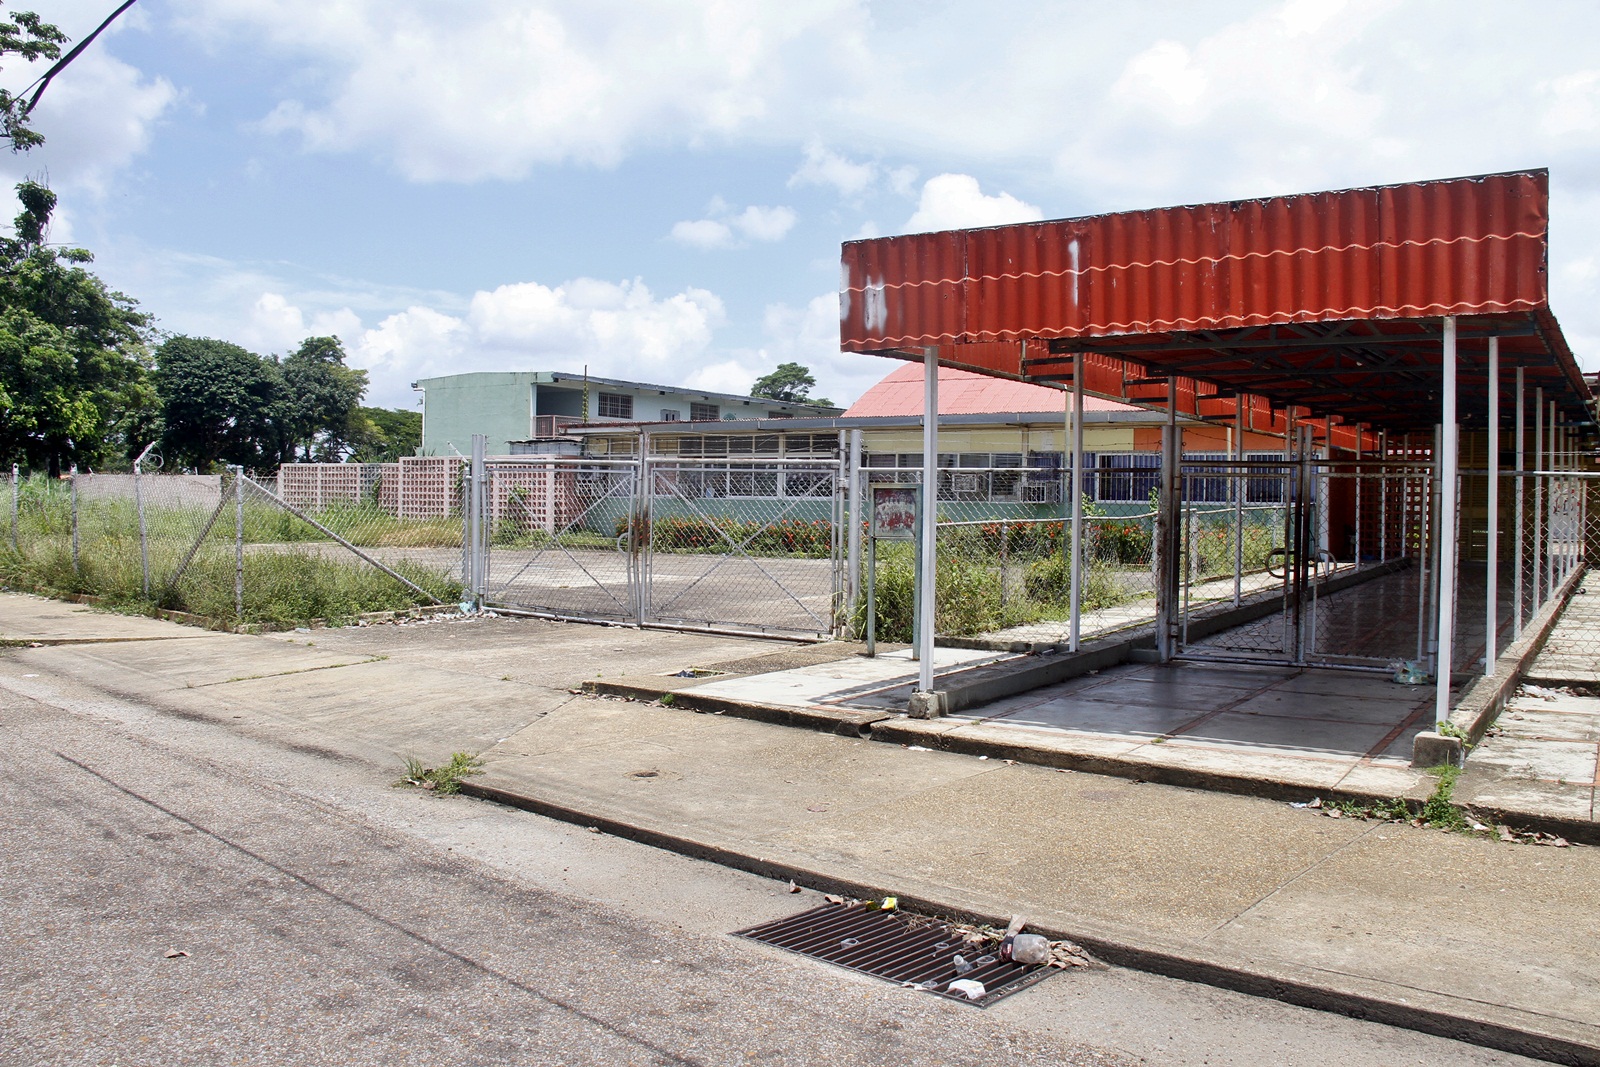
598 392 633 419
1244 452 1289 503
1180 453 1230 502
1096 453 1160 502
690 402 719 422
659 409 680 422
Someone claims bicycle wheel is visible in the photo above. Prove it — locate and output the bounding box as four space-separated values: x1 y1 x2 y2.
1266 547 1290 580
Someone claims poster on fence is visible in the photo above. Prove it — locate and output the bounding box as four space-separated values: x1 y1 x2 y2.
870 485 919 541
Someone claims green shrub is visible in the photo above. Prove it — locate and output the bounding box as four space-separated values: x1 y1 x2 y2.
617 513 832 558
1021 553 1129 612
854 542 1027 640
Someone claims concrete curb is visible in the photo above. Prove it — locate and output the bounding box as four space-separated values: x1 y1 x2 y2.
583 679 890 738
463 775 1600 1066
583 678 1600 847
868 717 1430 807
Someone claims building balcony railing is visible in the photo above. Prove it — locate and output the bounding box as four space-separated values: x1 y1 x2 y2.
534 415 584 438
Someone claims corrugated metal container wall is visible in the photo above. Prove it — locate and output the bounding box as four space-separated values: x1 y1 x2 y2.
840 171 1550 351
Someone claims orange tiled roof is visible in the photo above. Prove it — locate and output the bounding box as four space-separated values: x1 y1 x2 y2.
843 363 1140 418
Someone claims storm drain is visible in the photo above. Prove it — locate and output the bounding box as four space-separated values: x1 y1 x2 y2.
734 903 1055 1007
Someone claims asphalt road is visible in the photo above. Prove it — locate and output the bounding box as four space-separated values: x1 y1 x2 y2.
0 638 1546 1067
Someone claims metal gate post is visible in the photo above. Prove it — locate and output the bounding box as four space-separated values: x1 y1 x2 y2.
1069 358 1085 650
1513 367 1525 637
1426 424 1443 676
915 347 938 695
8 463 16 550
133 442 154 597
234 466 245 620
470 434 487 607
636 435 652 627
846 429 863 631
69 464 79 573
1435 316 1459 725
1485 337 1499 674
1292 426 1313 664
1154 378 1180 662
1379 431 1388 565
1533 389 1544 616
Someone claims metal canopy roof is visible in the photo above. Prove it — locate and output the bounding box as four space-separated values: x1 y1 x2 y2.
839 170 1593 440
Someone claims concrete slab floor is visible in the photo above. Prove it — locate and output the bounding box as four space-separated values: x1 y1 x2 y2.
947 660 1433 785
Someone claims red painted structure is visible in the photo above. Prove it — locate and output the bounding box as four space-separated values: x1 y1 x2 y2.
840 170 1591 441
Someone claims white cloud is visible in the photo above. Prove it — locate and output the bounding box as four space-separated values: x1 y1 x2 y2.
340 277 727 401
92 234 735 405
670 201 795 249
0 47 176 196
185 0 873 182
241 294 366 353
788 140 878 199
745 291 899 407
356 306 469 379
901 174 1044 234
1541 70 1600 137
733 204 796 242
670 218 735 250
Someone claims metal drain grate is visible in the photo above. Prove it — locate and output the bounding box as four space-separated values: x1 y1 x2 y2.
734 903 1055 1007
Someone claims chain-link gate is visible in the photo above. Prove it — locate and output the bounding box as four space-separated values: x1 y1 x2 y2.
643 458 843 638
1175 449 1440 671
469 454 844 639
480 458 644 624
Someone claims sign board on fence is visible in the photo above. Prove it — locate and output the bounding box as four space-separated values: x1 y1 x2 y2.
870 484 919 541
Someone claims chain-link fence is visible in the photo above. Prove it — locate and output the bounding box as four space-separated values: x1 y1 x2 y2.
481 457 641 624
471 455 843 638
2 463 463 629
852 462 1159 643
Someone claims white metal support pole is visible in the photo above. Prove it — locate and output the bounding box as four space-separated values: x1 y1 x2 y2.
1353 425 1364 571
1485 337 1499 675
1379 430 1388 564
69 463 79 573
1533 389 1544 615
1069 356 1085 651
469 433 486 607
1233 397 1244 606
1514 367 1525 638
234 466 245 621
1564 422 1574 580
1542 403 1555 601
1547 401 1557 599
846 428 863 623
1435 317 1459 726
917 348 939 696
1156 377 1179 661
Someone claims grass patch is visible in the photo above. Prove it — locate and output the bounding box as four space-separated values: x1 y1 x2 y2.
1421 764 1468 832
1329 796 1412 821
1 474 462 629
397 752 485 795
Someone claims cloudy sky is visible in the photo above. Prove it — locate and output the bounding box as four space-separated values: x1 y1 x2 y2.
8 0 1600 410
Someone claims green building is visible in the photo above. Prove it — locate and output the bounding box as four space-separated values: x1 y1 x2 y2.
411 370 841 456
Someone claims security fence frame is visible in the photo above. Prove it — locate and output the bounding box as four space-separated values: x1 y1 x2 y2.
461 442 847 640
2 465 464 629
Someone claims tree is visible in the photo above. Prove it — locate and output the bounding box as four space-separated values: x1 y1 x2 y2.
0 181 156 473
0 6 66 152
345 406 422 463
279 335 368 461
154 336 286 471
750 362 831 407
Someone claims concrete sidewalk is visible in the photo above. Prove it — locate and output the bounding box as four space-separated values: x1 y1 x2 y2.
1 594 1596 1064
